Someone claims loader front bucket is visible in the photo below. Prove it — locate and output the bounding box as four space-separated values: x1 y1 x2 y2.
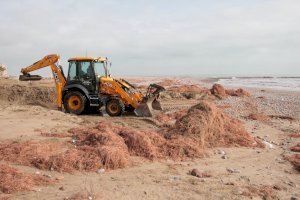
19 74 42 81
134 83 165 117
134 96 156 117
152 99 163 110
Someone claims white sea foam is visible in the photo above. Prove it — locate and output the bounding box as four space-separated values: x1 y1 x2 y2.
218 77 300 91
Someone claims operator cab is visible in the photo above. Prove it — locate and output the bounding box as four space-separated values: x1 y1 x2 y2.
66 56 109 94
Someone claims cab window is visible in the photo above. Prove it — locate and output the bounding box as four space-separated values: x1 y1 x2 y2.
93 62 104 76
78 61 93 80
67 61 77 81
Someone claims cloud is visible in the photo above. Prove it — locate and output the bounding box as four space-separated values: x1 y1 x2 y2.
0 0 299 77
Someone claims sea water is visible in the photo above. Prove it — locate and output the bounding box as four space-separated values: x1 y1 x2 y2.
218 77 300 92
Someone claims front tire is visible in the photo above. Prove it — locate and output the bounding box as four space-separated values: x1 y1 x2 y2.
105 98 125 116
64 91 86 115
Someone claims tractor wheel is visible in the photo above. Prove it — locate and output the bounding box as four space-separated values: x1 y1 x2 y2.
64 91 87 115
105 98 125 117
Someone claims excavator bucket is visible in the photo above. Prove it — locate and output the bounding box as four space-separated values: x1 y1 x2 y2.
134 102 153 117
134 84 165 117
19 74 42 81
152 99 163 110
135 97 157 117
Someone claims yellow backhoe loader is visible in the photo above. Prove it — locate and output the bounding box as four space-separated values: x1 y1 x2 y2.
19 54 165 117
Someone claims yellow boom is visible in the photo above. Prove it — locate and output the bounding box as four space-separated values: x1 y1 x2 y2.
20 54 66 110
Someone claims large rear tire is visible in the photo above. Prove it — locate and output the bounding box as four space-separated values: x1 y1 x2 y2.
105 98 125 117
64 91 87 115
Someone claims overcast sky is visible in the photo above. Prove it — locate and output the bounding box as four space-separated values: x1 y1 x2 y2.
0 0 299 77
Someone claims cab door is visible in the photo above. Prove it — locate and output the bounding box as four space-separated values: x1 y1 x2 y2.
66 61 96 94
77 61 96 94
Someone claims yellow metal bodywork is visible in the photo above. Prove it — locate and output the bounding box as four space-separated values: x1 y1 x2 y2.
99 76 144 109
68 56 107 62
20 54 66 110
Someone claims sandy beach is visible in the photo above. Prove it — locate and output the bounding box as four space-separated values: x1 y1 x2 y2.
0 77 299 200
1 1 300 199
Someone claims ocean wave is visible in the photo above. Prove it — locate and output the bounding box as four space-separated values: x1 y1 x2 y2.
218 77 300 91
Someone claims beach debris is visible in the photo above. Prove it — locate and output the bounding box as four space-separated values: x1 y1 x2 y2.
71 138 77 144
0 64 9 78
284 154 300 171
257 96 266 99
242 185 278 199
168 84 208 93
0 163 54 194
262 141 274 149
55 176 64 180
156 79 179 87
172 100 264 148
275 158 285 164
226 88 251 97
288 133 300 138
155 109 187 124
221 155 228 159
65 189 98 200
248 113 270 122
211 84 227 98
169 176 181 181
272 185 282 191
226 168 240 174
159 84 213 100
218 150 226 155
0 123 202 172
43 174 52 178
41 131 71 138
0 101 263 173
210 84 251 98
225 182 235 186
233 187 244 195
290 144 300 152
97 168 105 174
269 115 295 121
189 169 212 178
240 175 250 182
287 181 296 187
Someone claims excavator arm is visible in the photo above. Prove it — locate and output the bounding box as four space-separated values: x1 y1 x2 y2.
20 54 60 76
19 54 67 110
